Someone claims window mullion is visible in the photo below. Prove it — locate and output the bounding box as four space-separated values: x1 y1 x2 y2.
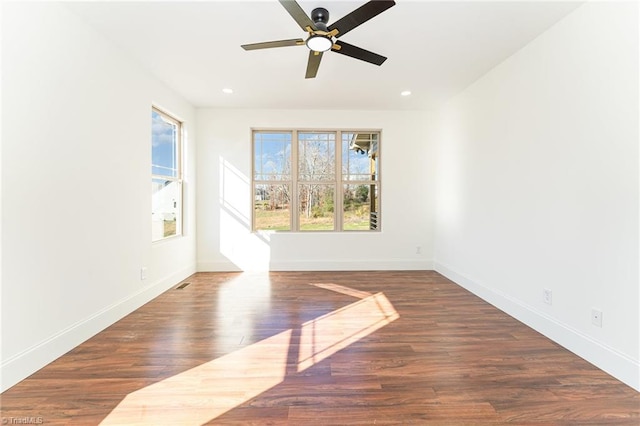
178 119 183 181
335 130 343 232
252 134 259 231
291 130 299 231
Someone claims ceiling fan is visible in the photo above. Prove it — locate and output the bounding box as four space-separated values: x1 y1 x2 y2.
241 0 396 79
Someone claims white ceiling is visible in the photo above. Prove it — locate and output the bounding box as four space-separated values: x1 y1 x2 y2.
65 1 581 110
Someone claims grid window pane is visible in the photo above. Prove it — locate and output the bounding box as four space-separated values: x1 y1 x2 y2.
342 132 379 181
254 183 291 231
343 184 378 231
298 184 335 231
152 110 179 178
254 132 292 180
298 132 335 181
152 178 181 240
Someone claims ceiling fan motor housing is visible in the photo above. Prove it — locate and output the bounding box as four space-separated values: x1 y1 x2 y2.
311 7 330 26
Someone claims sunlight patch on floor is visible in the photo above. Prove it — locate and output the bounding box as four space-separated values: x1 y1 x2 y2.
297 291 399 372
100 330 292 425
100 283 398 425
309 282 373 299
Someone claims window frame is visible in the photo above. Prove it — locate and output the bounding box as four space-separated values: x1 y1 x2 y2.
252 128 381 233
151 106 183 242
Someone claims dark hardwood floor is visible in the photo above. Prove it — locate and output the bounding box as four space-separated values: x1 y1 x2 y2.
2 271 638 424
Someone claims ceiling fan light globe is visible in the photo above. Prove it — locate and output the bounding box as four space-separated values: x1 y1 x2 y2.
306 35 332 52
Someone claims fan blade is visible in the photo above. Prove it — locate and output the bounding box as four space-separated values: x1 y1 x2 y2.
279 0 317 32
332 40 387 65
305 51 323 79
328 0 395 38
241 39 304 50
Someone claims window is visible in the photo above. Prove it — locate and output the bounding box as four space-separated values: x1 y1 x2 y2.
151 107 182 241
253 129 380 232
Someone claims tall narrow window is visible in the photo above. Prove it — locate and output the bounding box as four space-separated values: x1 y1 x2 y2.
342 132 379 230
253 132 292 231
252 129 380 232
298 132 336 231
151 108 182 241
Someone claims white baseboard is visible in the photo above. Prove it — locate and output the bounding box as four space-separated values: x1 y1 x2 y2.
268 259 434 271
197 261 243 272
434 261 640 392
198 259 434 272
0 264 196 392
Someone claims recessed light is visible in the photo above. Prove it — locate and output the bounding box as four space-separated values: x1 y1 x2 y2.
222 88 233 94
401 90 412 96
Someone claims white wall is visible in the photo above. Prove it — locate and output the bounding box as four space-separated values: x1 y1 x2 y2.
1 2 197 391
431 2 639 390
196 109 433 271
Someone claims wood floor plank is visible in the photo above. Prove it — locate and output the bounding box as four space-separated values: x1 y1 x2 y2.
1 271 638 425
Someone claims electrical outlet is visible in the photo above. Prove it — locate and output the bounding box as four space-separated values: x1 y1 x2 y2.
591 309 603 327
140 267 148 281
543 288 552 305
416 246 422 255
